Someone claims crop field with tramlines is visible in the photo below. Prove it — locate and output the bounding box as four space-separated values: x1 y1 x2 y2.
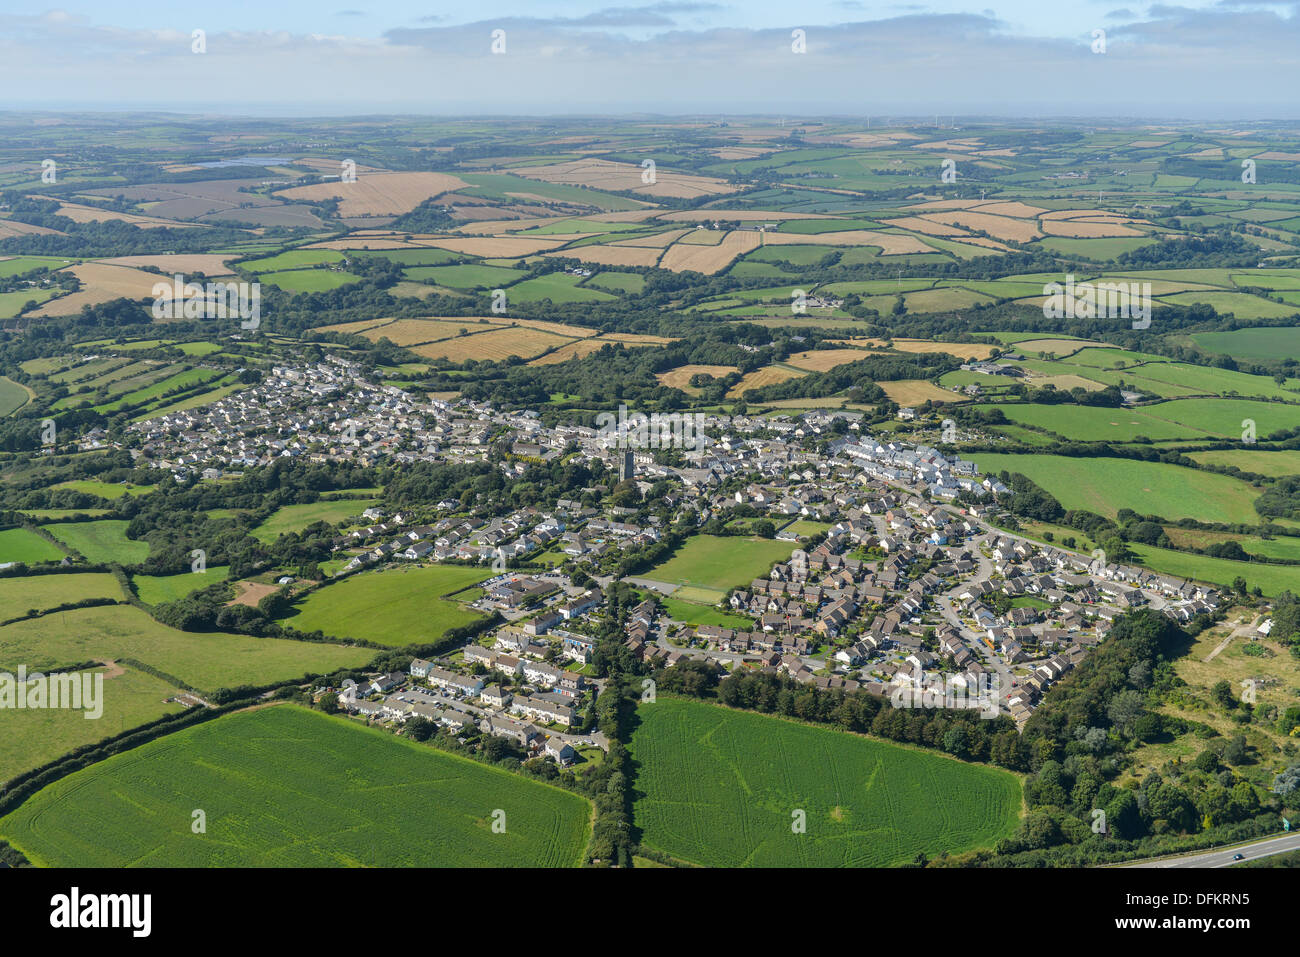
628 698 1022 867
0 705 592 867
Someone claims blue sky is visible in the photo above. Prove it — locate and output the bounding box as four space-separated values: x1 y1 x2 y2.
2 3 1299 117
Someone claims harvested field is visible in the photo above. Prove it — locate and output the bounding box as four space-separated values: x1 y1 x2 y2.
51 201 193 229
676 229 727 245
0 219 61 239
308 239 419 250
276 171 467 217
856 338 997 360
973 201 1048 218
422 236 567 257
528 340 613 364
412 327 573 362
658 209 829 222
1040 218 1143 237
32 263 167 316
611 228 690 247
93 254 235 274
919 211 1041 242
545 245 662 267
229 580 278 608
898 198 986 210
601 332 675 344
656 364 739 389
761 230 932 253
512 158 735 199
881 216 970 236
728 366 804 396
659 230 762 273
356 318 476 346
319 317 394 335
879 379 967 405
785 348 869 372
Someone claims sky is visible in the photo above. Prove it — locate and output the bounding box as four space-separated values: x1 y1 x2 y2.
2 2 1299 118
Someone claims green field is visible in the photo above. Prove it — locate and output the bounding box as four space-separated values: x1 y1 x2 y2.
258 268 362 292
1127 543 1300 597
586 271 646 294
0 288 58 317
1192 327 1300 361
504 272 616 303
629 698 1023 867
1189 448 1300 477
0 664 185 784
50 479 151 499
0 705 591 866
1161 291 1299 320
645 535 794 593
989 398 1300 443
278 564 492 646
0 604 372 693
241 249 344 271
404 263 523 289
44 519 149 564
0 527 66 564
251 498 381 542
132 566 230 605
0 572 121 616
971 453 1262 524
0 375 33 415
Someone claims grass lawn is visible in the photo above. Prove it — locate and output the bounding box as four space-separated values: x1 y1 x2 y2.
0 572 122 616
251 498 381 542
645 534 794 593
658 595 753 629
277 564 493 646
970 453 1261 524
0 705 591 867
0 527 67 564
0 604 372 694
44 519 149 564
132 566 230 605
628 697 1023 867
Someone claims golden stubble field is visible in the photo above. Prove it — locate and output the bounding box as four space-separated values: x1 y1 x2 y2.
511 158 737 200
277 171 468 217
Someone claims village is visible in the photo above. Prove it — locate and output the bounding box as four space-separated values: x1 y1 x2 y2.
94 356 1226 761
